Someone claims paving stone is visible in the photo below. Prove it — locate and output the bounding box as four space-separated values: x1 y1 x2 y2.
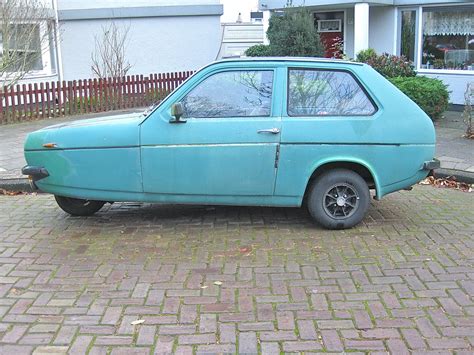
238 332 257 353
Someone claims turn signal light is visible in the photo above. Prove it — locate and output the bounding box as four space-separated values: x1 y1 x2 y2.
42 143 57 148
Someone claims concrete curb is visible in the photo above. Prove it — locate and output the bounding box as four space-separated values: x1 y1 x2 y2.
1 169 473 194
434 168 474 184
0 177 34 193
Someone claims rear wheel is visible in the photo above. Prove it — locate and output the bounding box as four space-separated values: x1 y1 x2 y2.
55 195 105 216
307 169 370 229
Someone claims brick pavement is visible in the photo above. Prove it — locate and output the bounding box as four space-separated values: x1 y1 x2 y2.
0 185 473 354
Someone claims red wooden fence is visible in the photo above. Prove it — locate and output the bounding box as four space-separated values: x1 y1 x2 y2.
0 71 194 124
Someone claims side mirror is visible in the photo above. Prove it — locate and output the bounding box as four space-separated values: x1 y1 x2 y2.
170 102 186 123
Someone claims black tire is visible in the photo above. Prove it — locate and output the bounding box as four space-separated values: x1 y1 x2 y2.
307 169 370 229
54 195 105 216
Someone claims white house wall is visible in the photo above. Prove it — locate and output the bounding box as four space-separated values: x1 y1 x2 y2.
59 15 222 80
220 0 259 23
56 0 223 80
345 8 355 58
420 72 471 105
369 6 396 55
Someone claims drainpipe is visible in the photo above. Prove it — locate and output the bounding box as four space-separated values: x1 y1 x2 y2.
52 0 64 82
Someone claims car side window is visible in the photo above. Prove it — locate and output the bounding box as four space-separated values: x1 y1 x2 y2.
288 68 376 116
181 70 273 118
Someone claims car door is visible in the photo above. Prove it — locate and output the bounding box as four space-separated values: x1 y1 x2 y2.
275 65 379 198
140 66 282 197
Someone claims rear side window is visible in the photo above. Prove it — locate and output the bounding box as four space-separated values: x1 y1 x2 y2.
181 70 273 118
288 69 376 116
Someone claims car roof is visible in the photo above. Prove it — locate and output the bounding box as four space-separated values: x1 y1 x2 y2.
215 56 364 66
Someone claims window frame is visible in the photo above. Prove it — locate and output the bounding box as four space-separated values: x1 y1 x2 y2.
396 4 474 75
0 19 56 79
180 68 276 119
286 67 378 118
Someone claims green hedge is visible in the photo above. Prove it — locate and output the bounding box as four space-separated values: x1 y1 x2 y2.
389 76 449 120
245 44 272 57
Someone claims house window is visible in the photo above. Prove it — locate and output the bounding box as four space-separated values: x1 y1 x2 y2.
400 10 417 62
0 20 55 78
0 24 43 72
421 6 474 71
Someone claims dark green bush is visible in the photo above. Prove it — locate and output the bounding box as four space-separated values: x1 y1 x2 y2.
356 49 416 78
245 44 272 57
389 76 449 120
266 6 324 57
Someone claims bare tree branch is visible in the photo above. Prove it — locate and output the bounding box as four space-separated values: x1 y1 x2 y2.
91 22 131 79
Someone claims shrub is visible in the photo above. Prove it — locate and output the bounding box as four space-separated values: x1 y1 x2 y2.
356 49 416 78
267 6 325 57
389 76 449 120
355 48 376 63
245 44 272 57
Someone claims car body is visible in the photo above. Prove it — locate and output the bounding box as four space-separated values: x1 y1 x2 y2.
23 57 439 229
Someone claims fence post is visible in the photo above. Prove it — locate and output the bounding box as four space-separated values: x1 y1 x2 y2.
72 80 78 115
4 86 10 123
61 81 67 117
10 85 17 121
16 84 23 121
92 78 98 113
45 82 51 118
0 88 4 124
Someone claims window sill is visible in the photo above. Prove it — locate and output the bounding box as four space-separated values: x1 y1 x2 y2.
417 69 474 76
1 71 58 81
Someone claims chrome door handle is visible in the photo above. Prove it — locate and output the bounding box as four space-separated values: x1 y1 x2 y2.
257 128 280 134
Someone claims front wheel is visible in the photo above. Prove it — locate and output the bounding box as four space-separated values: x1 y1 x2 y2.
307 169 370 229
55 195 105 216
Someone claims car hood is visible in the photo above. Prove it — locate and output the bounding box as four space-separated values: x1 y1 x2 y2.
24 113 144 151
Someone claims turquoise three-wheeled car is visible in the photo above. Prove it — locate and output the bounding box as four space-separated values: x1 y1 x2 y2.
23 58 439 229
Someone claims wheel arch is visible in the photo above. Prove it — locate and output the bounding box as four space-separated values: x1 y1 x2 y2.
303 158 381 204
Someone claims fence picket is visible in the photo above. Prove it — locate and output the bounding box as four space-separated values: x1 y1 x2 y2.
3 86 10 123
16 84 23 121
10 86 17 121
0 88 4 123
45 83 51 119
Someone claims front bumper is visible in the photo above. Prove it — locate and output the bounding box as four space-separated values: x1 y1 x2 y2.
22 165 49 180
22 165 49 190
423 159 440 171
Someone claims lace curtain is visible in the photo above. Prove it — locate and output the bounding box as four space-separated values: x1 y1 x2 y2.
423 11 473 36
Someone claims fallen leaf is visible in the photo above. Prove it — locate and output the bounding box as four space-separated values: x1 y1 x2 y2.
200 285 208 289
239 246 252 254
131 319 145 325
213 281 223 286
0 189 26 196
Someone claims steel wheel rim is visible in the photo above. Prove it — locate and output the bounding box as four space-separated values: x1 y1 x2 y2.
322 183 360 219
